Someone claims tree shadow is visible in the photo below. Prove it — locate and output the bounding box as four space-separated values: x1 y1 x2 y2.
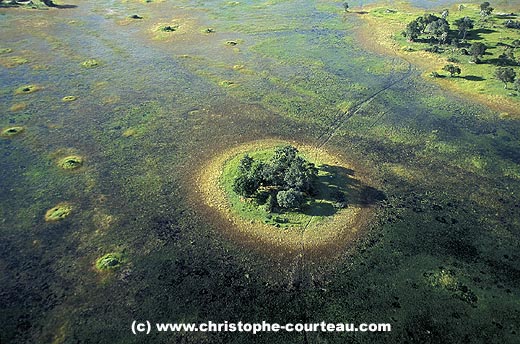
465 28 498 41
317 164 385 206
53 4 77 8
487 58 519 67
295 164 385 217
301 201 336 217
461 75 485 81
496 13 518 20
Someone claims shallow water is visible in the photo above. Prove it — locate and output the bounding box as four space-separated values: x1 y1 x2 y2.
1 0 519 343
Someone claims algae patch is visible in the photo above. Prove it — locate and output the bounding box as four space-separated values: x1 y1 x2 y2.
0 56 29 68
9 103 27 112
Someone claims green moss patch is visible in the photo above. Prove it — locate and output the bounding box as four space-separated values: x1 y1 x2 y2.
44 203 72 222
95 253 124 271
0 56 29 68
14 84 41 95
57 155 84 170
1 126 25 138
62 96 77 102
81 59 99 68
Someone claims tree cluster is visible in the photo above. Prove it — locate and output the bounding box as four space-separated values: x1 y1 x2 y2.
402 13 450 43
232 145 318 211
401 2 499 46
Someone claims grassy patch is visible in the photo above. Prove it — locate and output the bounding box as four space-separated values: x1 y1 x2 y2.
220 147 344 228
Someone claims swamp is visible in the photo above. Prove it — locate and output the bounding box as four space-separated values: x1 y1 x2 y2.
0 0 519 343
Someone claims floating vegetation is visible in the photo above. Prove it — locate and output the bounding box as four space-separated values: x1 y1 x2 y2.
102 95 120 105
9 103 27 112
122 128 138 137
219 80 236 87
57 155 84 170
62 96 77 102
151 18 198 40
14 84 41 95
44 203 72 222
95 253 124 271
1 126 25 138
0 56 28 68
81 59 99 68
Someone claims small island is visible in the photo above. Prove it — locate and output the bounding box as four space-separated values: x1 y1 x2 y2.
197 140 380 253
228 145 347 224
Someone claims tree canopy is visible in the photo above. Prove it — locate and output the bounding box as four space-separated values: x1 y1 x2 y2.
454 16 474 40
443 64 461 77
480 2 494 17
494 67 516 89
469 42 487 63
232 145 318 211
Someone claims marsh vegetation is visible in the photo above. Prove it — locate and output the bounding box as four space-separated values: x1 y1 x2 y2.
0 0 519 343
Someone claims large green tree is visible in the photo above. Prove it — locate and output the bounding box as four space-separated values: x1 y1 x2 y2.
494 67 517 89
470 42 487 63
276 189 304 210
480 2 494 17
425 18 450 44
454 16 474 40
402 20 422 42
443 64 461 77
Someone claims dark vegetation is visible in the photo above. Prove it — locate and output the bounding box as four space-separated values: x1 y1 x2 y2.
232 145 319 211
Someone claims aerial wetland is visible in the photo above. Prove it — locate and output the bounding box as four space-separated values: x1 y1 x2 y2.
0 0 519 343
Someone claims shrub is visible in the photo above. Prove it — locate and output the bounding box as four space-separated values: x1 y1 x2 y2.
276 189 304 209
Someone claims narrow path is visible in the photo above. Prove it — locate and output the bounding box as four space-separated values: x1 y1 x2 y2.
315 59 414 149
292 57 415 332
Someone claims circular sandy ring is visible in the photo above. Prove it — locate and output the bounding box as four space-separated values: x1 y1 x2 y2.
196 139 378 255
